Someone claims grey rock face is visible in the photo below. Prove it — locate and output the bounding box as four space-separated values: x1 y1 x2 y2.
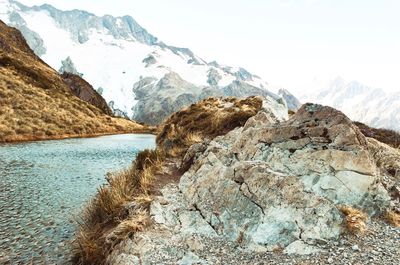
278 88 302 111
234 67 254 81
222 80 277 99
108 101 129 118
207 68 222 86
142 54 157 67
132 73 199 125
96 87 104 95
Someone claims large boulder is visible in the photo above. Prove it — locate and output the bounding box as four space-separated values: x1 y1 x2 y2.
107 104 392 264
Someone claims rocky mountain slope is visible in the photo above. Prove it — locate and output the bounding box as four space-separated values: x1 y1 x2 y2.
0 20 147 142
302 77 400 131
0 0 300 124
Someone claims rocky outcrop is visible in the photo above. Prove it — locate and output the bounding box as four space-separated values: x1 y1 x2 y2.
366 138 400 208
108 103 394 264
142 54 157 67
61 72 113 116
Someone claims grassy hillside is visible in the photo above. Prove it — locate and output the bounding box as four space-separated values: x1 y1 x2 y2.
0 20 149 142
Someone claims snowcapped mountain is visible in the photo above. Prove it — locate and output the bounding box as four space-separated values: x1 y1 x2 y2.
0 0 300 124
302 77 400 131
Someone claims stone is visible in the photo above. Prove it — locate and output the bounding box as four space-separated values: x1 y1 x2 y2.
284 240 322 255
178 252 206 265
352 245 359 251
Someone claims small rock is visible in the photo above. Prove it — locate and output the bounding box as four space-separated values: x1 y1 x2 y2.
352 245 359 251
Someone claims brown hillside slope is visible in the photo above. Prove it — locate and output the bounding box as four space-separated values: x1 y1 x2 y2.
0 20 148 142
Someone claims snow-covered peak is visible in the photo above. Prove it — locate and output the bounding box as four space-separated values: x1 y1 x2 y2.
10 1 158 45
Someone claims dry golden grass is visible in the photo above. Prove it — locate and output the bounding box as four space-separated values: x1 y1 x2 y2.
157 96 263 157
338 205 368 235
0 69 149 142
184 131 204 145
385 210 400 227
73 149 164 265
107 210 151 243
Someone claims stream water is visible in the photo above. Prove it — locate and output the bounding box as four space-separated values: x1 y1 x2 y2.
0 134 155 264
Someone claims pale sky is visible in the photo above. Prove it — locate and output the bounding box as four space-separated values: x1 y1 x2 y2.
17 0 400 95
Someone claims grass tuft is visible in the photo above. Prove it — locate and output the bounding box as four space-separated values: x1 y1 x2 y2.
385 210 400 227
338 205 368 235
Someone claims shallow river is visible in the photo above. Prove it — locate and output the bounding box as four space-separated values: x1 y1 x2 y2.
0 134 155 264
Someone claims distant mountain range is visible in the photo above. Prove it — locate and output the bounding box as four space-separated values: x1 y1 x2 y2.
302 77 400 131
0 0 299 124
